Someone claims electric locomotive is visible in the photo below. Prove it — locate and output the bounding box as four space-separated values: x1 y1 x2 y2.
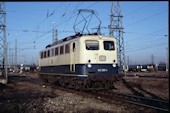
38 33 123 90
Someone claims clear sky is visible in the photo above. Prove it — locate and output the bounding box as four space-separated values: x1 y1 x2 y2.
6 1 168 66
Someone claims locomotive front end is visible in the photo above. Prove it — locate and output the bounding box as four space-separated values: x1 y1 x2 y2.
77 35 123 89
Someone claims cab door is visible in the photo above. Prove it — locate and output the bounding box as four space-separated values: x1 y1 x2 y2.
70 42 76 72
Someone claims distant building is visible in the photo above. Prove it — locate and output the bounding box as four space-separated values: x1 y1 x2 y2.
157 63 166 71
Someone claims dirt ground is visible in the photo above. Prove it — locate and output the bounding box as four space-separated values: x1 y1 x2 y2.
115 71 169 100
0 71 169 113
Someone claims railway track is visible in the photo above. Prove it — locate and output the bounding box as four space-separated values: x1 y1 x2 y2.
7 74 169 112
49 83 169 112
99 91 169 112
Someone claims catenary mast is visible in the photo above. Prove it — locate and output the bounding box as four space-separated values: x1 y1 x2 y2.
109 1 126 74
0 2 8 83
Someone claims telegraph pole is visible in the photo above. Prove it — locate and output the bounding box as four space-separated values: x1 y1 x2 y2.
127 56 129 65
164 35 169 73
166 47 168 72
109 1 126 74
0 2 7 83
151 54 154 64
14 39 17 73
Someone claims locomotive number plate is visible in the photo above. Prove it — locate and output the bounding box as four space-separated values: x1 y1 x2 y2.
97 69 108 72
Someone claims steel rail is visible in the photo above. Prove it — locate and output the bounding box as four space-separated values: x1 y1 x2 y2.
111 96 169 112
103 91 169 112
108 91 169 103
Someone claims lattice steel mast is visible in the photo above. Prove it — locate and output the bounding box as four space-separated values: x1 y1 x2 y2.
0 2 8 82
109 1 126 73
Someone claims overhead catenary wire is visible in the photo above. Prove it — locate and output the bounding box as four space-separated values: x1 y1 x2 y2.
125 27 168 43
124 9 168 28
126 43 166 52
28 2 91 49
12 3 168 49
19 2 97 50
20 5 167 51
124 2 155 18
17 2 68 50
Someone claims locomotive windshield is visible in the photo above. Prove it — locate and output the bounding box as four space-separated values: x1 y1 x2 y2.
86 40 99 50
104 41 115 50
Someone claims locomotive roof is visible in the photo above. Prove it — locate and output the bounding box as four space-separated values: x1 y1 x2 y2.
46 32 97 48
44 32 115 50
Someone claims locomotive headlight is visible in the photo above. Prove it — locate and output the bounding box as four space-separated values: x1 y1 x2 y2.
87 64 92 68
112 64 116 67
87 60 92 68
112 59 116 67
